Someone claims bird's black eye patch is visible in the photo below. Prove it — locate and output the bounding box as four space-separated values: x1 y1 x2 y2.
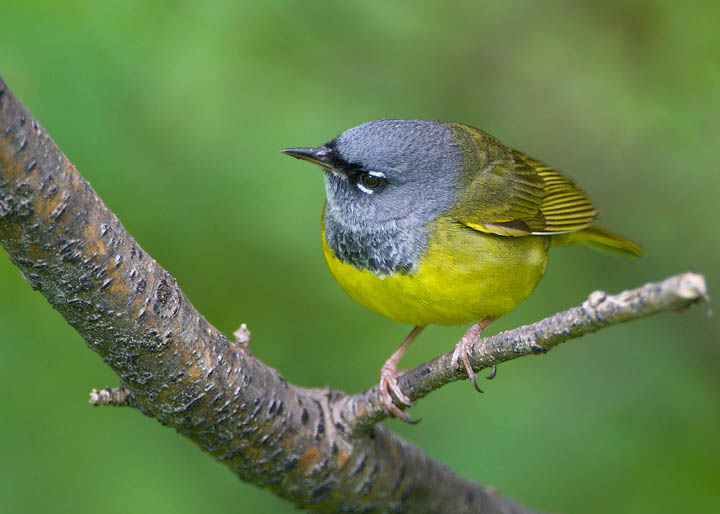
325 138 387 194
324 138 365 175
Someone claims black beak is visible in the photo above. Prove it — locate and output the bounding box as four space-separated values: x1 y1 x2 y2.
281 146 333 169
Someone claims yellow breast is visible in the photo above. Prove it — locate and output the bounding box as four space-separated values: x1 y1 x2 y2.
322 217 550 326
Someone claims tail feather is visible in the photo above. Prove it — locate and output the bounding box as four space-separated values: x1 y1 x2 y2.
551 225 643 257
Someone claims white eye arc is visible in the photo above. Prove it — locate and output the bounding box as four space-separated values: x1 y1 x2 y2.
357 171 386 194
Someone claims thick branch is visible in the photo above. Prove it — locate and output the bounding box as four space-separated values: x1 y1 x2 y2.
0 75 533 513
338 272 709 429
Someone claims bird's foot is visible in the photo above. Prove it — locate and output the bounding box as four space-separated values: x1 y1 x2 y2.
451 317 496 392
379 363 419 424
376 326 424 423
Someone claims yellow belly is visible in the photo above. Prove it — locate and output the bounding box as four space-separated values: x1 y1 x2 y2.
322 217 550 326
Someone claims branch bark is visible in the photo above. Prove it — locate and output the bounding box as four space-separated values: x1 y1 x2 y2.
0 74 707 513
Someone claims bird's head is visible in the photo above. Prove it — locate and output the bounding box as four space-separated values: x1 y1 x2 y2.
282 119 464 228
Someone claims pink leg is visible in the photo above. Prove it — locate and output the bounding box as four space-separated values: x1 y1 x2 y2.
451 317 495 392
379 326 425 422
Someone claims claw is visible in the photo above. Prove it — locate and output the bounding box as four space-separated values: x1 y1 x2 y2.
452 317 495 392
454 344 483 393
486 364 497 380
470 375 484 393
380 365 414 406
379 367 420 423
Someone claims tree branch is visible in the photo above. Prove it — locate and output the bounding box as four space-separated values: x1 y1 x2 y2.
0 74 707 513
0 74 533 513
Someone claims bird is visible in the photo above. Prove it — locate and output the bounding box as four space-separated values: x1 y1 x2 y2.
282 119 642 422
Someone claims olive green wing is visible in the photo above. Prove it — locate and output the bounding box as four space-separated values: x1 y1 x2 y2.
455 147 598 237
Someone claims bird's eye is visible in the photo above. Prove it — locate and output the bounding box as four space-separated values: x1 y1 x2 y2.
357 172 386 193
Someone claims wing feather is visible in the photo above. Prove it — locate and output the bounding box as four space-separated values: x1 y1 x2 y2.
453 132 597 236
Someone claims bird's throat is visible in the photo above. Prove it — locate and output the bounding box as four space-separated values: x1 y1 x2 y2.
322 207 427 276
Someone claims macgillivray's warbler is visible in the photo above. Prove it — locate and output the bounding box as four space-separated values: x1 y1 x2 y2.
283 119 642 422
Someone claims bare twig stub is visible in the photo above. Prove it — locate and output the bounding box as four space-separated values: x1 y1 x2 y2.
0 73 708 513
90 387 134 407
233 323 252 348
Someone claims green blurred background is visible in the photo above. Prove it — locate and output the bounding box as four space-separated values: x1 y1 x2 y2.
1 1 718 513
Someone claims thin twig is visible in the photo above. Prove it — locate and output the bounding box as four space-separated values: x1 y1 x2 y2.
337 272 709 430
